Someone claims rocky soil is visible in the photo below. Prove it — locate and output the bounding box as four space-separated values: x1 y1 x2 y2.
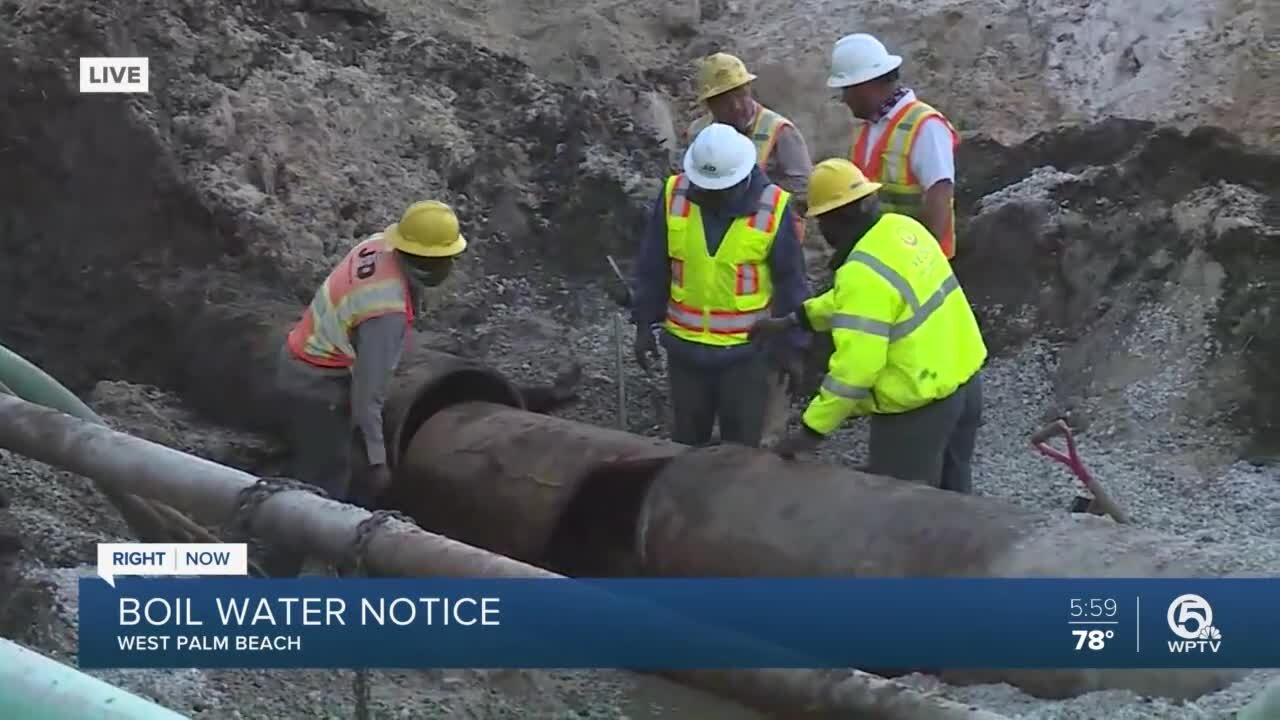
1 0 1278 718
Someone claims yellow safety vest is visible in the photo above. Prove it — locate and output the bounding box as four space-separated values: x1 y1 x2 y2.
800 213 986 434
850 99 959 258
663 174 790 347
690 105 794 168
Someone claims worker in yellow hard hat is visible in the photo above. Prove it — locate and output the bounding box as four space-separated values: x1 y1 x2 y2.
688 52 814 222
750 159 987 493
687 51 815 447
277 200 467 512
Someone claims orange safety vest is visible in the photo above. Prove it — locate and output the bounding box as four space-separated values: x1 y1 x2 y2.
850 99 960 258
286 234 415 369
689 105 806 246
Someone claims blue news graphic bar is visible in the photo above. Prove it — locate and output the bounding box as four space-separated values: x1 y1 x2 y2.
77 577 1277 669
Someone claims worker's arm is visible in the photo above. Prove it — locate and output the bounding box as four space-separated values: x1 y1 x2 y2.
629 190 672 328
908 117 957 245
769 124 814 217
800 264 900 435
764 204 812 353
349 313 407 466
797 288 836 332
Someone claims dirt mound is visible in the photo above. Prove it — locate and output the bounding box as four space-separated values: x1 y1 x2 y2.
0 0 670 420
687 0 1277 151
955 121 1280 457
3 0 1280 717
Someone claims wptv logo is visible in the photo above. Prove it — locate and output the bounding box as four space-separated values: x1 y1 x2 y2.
1166 593 1223 654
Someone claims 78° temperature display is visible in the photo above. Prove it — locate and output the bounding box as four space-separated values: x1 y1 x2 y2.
1073 628 1114 651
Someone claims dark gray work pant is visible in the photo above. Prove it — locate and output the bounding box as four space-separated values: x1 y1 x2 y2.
867 372 983 493
667 351 771 447
273 345 369 503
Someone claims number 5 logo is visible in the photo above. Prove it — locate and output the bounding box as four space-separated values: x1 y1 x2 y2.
1167 594 1213 640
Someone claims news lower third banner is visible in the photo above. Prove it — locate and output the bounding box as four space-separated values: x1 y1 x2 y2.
78 574 1278 669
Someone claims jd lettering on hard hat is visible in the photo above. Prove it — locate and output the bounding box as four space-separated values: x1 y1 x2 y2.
827 33 903 89
683 123 756 191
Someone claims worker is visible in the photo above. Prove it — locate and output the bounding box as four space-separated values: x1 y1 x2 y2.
276 200 466 509
750 159 986 493
826 33 961 260
686 51 815 446
631 123 810 448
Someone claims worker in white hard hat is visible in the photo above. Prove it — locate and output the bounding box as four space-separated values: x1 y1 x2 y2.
750 159 986 493
630 123 810 448
686 52 815 447
826 33 961 260
277 199 467 510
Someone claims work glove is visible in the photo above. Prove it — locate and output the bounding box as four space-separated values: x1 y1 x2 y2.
774 425 824 459
633 326 659 371
749 315 796 343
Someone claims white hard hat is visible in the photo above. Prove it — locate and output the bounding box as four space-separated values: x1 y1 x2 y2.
683 123 756 191
827 33 903 88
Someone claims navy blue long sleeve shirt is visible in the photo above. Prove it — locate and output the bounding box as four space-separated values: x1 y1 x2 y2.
630 166 811 368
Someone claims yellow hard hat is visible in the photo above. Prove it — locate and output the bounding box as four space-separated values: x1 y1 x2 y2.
696 52 757 102
383 200 467 258
805 159 882 217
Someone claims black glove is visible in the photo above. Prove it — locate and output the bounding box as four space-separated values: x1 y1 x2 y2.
749 315 796 343
774 424 824 459
634 326 659 371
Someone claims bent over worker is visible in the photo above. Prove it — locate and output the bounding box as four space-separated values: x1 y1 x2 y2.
751 159 986 492
827 33 961 259
276 200 466 507
631 123 810 448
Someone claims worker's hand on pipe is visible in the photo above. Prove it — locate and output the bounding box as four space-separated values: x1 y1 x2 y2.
633 326 660 371
749 315 795 343
774 425 824 459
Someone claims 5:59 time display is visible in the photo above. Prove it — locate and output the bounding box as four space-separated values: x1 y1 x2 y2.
1070 598 1118 618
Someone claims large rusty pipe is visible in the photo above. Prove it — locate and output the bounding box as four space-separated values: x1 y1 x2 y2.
390 400 682 570
636 445 1251 700
381 350 525 470
0 394 1009 720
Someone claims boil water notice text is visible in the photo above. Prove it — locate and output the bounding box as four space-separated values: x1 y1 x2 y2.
113 594 500 655
85 543 501 667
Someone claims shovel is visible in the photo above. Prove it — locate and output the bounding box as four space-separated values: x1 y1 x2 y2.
1031 419 1130 524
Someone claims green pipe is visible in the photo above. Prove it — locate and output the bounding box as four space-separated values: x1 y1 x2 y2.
0 638 190 719
0 343 180 541
0 344 104 424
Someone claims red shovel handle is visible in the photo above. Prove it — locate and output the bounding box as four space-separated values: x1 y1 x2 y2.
1031 419 1078 466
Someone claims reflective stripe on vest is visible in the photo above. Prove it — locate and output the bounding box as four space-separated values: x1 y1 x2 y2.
286 234 414 369
828 251 961 343
663 174 789 345
850 99 959 259
815 216 969 406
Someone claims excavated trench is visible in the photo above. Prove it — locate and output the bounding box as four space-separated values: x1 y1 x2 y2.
3 0 1280 712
